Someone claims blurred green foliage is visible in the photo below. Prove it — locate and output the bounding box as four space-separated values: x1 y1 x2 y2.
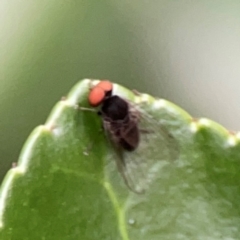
0 1 147 181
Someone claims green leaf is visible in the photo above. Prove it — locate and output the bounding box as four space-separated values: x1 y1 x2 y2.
0 79 240 240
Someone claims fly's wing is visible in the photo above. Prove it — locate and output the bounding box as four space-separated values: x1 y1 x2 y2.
113 101 179 194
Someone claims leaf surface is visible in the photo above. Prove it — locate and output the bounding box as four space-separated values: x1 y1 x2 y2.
0 79 240 240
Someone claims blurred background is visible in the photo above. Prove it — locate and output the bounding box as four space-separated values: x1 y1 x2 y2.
1 1 240 182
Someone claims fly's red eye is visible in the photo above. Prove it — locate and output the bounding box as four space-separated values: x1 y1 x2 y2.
88 80 113 107
95 80 113 93
88 87 105 107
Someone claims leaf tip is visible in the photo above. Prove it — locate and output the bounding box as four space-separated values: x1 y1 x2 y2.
236 132 240 140
190 121 199 133
198 118 211 127
152 99 168 109
227 135 237 147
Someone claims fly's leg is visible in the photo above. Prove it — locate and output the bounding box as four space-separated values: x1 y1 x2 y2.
132 89 142 96
77 106 97 112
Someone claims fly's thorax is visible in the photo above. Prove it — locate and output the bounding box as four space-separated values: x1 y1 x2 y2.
100 95 129 121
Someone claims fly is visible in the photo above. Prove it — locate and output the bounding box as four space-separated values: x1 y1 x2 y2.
87 80 178 193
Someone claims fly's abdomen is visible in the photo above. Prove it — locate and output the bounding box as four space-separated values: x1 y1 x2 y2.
119 124 140 151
